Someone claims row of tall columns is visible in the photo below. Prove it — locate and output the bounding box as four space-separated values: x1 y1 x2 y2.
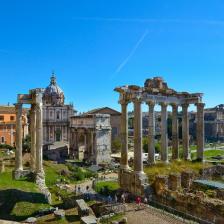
15 102 43 175
119 100 205 169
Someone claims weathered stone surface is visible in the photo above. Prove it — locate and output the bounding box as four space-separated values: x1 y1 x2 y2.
154 175 168 195
181 170 194 189
76 199 90 217
168 173 181 191
80 215 97 224
54 209 65 219
0 160 5 173
25 217 37 223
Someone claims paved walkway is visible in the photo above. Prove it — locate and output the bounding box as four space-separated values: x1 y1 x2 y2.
125 204 188 224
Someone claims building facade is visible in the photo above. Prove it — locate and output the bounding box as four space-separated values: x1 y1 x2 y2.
0 105 28 146
42 75 74 147
69 113 111 164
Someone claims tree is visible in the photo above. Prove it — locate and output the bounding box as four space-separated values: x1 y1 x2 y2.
111 138 122 153
22 134 31 153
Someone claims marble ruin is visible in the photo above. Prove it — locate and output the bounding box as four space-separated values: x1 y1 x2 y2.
114 77 205 195
13 88 45 181
69 113 111 165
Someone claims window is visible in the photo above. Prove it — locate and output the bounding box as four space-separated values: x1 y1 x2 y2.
0 116 4 121
1 136 5 143
50 111 53 117
56 111 60 120
10 116 15 121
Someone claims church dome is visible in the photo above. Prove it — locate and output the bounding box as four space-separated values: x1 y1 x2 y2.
43 74 65 105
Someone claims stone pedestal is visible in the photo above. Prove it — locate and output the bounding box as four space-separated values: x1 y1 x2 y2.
119 168 148 196
168 173 181 191
181 170 194 189
154 175 168 195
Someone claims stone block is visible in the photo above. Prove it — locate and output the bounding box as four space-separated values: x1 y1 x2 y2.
154 175 168 195
181 170 194 189
54 209 65 220
168 173 181 191
80 215 97 224
0 161 5 173
76 199 90 217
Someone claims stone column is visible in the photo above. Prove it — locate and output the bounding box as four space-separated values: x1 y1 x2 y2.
120 100 129 170
160 102 168 163
196 103 205 161
172 104 179 160
91 130 94 156
30 104 36 172
147 101 155 164
182 104 190 160
35 102 44 174
15 103 23 171
133 99 143 173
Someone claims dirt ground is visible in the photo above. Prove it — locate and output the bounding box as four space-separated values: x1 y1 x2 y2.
125 203 187 224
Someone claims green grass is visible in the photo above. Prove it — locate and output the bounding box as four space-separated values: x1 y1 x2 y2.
95 181 120 195
144 160 212 183
191 149 224 161
0 168 50 221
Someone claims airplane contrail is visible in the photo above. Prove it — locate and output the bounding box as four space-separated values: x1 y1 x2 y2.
115 29 149 74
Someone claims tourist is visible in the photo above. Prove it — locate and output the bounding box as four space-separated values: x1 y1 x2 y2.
114 194 118 203
136 196 141 210
121 193 125 204
107 195 112 204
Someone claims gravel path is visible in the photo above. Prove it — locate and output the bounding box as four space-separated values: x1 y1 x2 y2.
125 203 187 224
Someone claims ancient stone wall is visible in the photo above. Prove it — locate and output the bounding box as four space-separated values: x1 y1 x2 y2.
152 172 224 223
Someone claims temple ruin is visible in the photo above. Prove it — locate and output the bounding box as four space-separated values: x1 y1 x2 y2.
13 88 45 182
114 77 205 195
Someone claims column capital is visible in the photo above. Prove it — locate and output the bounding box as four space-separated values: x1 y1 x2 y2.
160 102 168 108
119 99 129 105
133 97 142 104
171 103 178 109
146 100 155 107
195 102 205 108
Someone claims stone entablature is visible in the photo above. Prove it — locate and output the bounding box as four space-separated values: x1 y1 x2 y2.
70 114 111 165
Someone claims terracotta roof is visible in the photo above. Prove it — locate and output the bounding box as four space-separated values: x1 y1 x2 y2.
0 105 29 114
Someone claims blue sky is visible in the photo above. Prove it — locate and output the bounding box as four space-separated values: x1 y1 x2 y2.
0 0 224 112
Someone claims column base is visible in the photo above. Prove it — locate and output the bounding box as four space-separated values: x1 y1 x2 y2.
120 164 130 170
119 168 149 196
12 169 31 180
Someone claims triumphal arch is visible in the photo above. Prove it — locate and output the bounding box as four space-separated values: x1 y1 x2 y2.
114 77 205 195
13 88 45 183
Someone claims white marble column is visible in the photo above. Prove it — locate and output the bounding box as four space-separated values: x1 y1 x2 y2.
196 103 205 161
120 100 129 170
35 102 44 174
172 104 179 160
182 104 190 160
134 99 143 173
160 102 168 163
30 104 36 171
15 103 23 171
147 101 155 164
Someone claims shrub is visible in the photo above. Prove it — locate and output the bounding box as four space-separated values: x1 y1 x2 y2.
112 138 122 153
